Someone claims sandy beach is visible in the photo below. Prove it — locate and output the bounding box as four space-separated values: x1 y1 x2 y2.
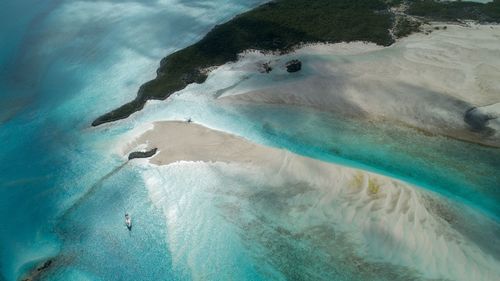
210 24 500 147
124 121 283 166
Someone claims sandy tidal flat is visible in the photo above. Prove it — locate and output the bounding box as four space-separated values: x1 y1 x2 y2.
125 121 500 281
213 24 500 147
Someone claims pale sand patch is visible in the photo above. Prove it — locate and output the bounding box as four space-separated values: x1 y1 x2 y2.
123 121 283 166
127 120 500 281
212 24 500 146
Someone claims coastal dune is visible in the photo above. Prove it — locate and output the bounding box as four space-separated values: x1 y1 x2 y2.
214 24 500 147
125 121 500 281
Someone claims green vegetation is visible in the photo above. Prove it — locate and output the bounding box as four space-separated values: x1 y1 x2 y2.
408 0 500 22
384 0 404 7
92 0 394 126
92 0 500 126
393 16 421 38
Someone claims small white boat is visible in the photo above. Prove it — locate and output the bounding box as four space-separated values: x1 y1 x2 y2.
125 213 132 231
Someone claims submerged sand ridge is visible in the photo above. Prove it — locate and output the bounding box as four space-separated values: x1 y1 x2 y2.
125 121 500 281
214 24 500 147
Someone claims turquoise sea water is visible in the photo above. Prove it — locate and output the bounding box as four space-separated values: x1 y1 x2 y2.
1 1 499 281
0 1 265 280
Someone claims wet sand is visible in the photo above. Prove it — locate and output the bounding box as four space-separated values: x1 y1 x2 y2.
124 120 500 281
214 24 500 147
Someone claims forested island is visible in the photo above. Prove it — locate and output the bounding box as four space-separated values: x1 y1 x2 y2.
92 0 500 126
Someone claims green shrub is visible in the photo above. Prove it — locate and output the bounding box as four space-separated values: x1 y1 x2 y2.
408 0 500 22
93 0 499 125
394 17 421 38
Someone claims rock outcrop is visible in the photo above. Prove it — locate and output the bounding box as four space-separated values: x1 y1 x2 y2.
285 59 302 73
260 62 272 73
128 148 158 160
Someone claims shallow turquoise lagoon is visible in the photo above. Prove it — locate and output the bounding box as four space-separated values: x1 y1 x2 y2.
0 1 499 281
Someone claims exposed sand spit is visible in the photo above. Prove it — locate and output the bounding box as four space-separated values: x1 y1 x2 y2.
124 121 283 166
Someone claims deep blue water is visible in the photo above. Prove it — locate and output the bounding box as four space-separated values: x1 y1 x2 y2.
1 1 499 281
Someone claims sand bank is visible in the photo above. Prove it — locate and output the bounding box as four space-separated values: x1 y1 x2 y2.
211 24 500 147
124 121 284 166
125 121 500 281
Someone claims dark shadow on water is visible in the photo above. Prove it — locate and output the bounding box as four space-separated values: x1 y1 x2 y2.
59 162 128 221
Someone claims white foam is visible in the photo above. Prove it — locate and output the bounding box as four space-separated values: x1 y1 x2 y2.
141 162 266 280
6 0 269 280
138 147 500 281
